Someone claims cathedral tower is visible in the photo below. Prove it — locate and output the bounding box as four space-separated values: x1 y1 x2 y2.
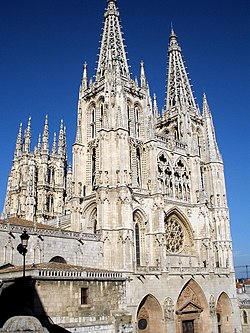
4 117 70 223
2 1 241 331
70 1 240 331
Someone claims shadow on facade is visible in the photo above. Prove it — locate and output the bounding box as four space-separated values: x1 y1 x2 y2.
0 277 70 333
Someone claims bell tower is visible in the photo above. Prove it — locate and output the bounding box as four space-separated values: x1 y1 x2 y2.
71 0 154 270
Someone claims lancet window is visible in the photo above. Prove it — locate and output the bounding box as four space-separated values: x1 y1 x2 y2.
127 104 131 135
173 158 190 201
99 98 104 128
243 310 248 324
133 211 146 266
135 223 140 266
157 153 173 196
90 106 96 139
46 195 54 213
136 147 142 186
90 208 97 234
92 148 96 189
47 167 55 186
134 106 140 138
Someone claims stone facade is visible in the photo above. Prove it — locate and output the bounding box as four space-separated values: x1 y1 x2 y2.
237 281 250 333
1 0 242 332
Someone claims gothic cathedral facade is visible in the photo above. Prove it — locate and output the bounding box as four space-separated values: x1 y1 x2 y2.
3 0 241 332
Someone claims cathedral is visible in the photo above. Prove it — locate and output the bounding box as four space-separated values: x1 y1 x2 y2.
0 0 242 332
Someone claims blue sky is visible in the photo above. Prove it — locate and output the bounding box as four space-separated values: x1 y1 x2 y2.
0 0 249 273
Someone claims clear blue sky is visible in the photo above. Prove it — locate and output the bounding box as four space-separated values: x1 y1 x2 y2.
0 0 249 273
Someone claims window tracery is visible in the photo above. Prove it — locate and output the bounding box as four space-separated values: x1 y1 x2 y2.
157 153 173 196
165 215 184 253
174 158 190 201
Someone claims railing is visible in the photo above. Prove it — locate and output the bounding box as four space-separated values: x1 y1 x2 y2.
44 215 71 229
35 268 124 281
239 299 250 306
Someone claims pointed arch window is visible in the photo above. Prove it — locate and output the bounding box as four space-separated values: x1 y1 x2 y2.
157 153 173 196
136 147 142 186
174 158 190 201
100 103 104 126
92 148 96 189
46 195 54 213
243 310 248 324
197 134 201 157
47 167 55 186
90 106 96 138
127 104 131 135
135 223 141 266
134 106 140 137
164 212 193 255
200 165 205 191
165 215 184 253
90 208 97 234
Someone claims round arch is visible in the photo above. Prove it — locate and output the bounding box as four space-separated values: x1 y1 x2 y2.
49 256 67 264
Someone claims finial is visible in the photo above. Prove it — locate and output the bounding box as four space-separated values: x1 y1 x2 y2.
203 91 207 101
23 117 31 153
37 133 41 148
14 122 23 157
42 115 49 153
52 132 57 154
153 93 159 116
58 119 66 156
83 62 88 79
140 60 146 88
170 23 177 39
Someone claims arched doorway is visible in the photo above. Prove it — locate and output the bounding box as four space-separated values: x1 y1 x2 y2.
137 294 164 333
176 279 210 333
216 292 233 333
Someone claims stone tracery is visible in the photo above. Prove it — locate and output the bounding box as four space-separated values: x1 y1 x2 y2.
165 215 184 253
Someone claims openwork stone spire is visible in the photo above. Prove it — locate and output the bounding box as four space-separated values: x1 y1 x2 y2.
202 93 222 162
23 117 31 153
15 122 22 158
165 28 196 112
96 0 130 81
42 115 49 153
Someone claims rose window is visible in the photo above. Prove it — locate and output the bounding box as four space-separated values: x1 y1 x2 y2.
165 218 184 253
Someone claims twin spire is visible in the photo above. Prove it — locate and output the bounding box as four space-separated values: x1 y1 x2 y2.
94 0 196 116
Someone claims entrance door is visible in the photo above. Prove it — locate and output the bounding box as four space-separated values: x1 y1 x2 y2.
182 320 194 333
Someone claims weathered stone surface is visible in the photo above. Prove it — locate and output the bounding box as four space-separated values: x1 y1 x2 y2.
1 316 48 333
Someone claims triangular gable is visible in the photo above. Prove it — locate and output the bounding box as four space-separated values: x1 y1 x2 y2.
176 301 203 315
